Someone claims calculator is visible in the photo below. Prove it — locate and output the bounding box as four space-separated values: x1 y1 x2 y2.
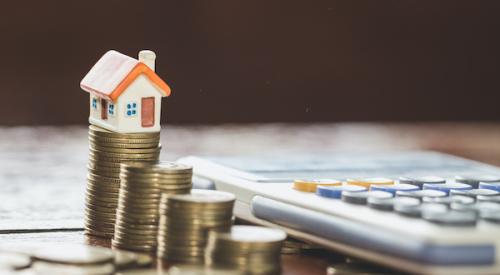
178 151 500 275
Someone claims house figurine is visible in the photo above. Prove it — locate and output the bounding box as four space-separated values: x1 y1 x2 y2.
80 50 171 133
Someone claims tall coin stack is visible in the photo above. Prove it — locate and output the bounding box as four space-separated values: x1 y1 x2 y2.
112 162 193 253
157 190 236 263
206 225 287 275
85 125 161 238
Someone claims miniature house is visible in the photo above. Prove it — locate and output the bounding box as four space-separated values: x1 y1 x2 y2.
80 50 171 133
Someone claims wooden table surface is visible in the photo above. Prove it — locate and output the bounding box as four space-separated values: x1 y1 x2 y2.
1 122 500 274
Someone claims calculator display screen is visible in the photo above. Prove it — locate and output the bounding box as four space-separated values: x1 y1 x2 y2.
207 152 495 181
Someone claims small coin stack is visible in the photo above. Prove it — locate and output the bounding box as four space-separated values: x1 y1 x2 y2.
112 162 193 253
85 125 161 238
206 225 286 275
157 189 236 263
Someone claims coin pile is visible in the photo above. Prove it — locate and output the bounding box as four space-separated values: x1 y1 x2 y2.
112 161 193 253
85 125 161 238
206 225 286 275
157 189 236 263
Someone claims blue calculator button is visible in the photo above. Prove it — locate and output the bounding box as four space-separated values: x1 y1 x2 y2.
371 184 419 195
455 175 500 189
479 182 500 192
423 183 472 195
316 185 366 199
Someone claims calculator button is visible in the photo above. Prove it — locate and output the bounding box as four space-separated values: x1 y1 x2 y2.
316 185 366 199
450 188 499 198
422 209 477 226
455 175 500 189
421 203 449 213
478 182 500 192
345 178 394 188
399 176 446 188
367 197 394 211
370 184 419 195
450 202 500 213
394 197 421 217
479 204 500 224
422 183 472 195
423 195 475 205
480 211 500 224
396 189 447 200
342 191 392 205
477 195 500 203
293 179 342 192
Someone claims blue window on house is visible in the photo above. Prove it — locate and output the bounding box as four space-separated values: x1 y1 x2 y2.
126 102 137 117
108 103 115 115
92 98 98 109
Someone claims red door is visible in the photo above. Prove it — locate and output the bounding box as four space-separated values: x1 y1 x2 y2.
101 100 108 120
141 97 155 127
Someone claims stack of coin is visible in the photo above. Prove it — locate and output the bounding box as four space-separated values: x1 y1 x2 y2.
112 161 193 253
85 125 161 238
157 190 236 263
206 225 286 274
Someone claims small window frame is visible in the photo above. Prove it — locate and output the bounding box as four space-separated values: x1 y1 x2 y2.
108 103 115 116
91 98 98 109
126 102 138 117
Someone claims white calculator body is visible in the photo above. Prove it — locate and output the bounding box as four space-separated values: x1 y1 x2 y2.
178 151 500 275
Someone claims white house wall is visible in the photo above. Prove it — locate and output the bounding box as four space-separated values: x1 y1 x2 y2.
89 94 121 132
115 75 163 133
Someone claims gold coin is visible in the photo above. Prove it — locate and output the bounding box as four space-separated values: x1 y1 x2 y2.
164 190 235 206
121 161 192 174
90 145 161 154
89 125 160 138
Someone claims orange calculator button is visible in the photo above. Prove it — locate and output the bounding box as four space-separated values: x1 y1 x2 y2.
345 177 394 188
293 179 342 192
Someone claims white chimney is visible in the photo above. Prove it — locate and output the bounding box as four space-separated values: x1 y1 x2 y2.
138 50 156 71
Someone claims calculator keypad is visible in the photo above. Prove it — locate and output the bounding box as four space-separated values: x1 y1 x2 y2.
308 176 500 227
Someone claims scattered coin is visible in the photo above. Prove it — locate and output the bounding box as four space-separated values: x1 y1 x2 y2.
33 243 114 265
31 261 115 275
0 252 31 270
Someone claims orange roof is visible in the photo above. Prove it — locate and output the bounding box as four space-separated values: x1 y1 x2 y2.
80 50 171 102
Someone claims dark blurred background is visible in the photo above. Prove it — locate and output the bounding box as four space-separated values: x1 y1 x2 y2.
0 1 499 125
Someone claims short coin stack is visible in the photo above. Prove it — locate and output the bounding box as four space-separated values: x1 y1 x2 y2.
157 189 236 263
206 225 286 275
85 125 161 238
112 161 193 253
